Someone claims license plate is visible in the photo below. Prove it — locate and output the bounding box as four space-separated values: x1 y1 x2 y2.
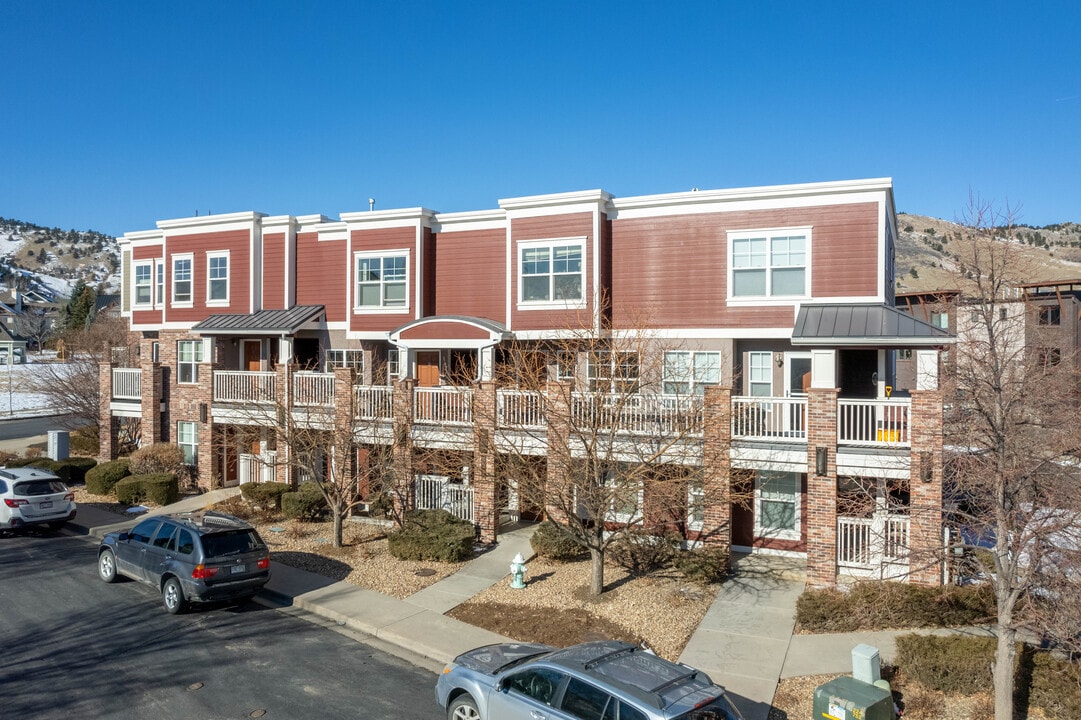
230 564 245 574
39 501 52 509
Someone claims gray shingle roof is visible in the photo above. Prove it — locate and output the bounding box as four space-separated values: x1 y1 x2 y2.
792 303 953 347
191 305 325 335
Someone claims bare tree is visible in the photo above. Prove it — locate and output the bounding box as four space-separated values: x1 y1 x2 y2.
942 196 1081 720
13 308 53 354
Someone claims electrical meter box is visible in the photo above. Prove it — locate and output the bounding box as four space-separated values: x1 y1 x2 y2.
813 676 894 720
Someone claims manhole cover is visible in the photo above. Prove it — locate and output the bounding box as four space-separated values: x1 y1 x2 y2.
415 568 436 577
187 682 204 691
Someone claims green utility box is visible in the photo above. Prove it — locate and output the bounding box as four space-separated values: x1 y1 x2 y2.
813 676 894 720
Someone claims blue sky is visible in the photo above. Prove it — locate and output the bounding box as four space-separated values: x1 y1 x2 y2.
2 1 1078 237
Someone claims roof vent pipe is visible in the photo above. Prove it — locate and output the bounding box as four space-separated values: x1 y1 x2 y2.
369 198 375 212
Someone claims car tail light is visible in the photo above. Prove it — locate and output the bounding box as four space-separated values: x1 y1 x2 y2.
191 564 220 580
4 498 27 508
64 492 75 501
257 556 269 570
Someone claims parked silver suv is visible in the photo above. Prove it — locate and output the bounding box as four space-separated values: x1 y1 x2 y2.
97 510 270 614
0 467 77 531
435 640 743 720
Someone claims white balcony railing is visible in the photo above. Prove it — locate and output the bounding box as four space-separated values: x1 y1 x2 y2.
837 399 910 446
731 396 807 441
213 371 276 404
293 372 335 407
497 389 546 429
570 393 703 435
414 474 474 522
414 386 473 425
355 385 394 420
111 368 141 401
837 514 910 570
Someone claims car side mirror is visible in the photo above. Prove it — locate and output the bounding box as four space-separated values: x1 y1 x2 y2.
118 532 130 542
494 679 505 692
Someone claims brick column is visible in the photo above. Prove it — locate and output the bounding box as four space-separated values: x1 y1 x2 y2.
701 386 732 569
472 381 498 543
908 389 944 585
140 361 163 445
391 377 415 519
194 347 218 489
98 362 118 463
333 367 356 506
544 381 573 523
806 387 840 587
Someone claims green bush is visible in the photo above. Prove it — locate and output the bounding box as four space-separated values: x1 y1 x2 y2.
608 530 678 575
796 581 995 633
129 442 186 475
70 429 99 456
240 481 290 509
387 509 475 562
50 457 97 485
1028 650 1081 719
530 520 584 561
672 546 730 584
114 473 179 505
86 459 131 495
895 634 998 694
281 482 327 520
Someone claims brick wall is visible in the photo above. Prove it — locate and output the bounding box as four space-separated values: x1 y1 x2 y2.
806 387 840 587
908 389 945 585
701 386 732 565
472 381 498 542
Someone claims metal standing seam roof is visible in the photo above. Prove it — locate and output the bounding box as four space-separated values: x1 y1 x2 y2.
792 303 953 347
191 305 325 335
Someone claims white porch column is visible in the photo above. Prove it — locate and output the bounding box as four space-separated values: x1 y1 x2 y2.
810 349 837 389
915 349 939 391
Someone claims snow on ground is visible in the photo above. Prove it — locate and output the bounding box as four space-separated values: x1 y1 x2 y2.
0 353 73 418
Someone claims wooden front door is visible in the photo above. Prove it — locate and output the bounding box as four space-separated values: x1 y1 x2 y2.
417 351 440 387
243 340 261 371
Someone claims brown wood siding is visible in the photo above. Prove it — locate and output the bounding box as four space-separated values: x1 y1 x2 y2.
433 228 506 321
400 321 491 341
510 212 594 331
164 229 250 324
262 232 286 310
610 203 879 330
296 232 347 322
350 227 417 333
133 245 163 261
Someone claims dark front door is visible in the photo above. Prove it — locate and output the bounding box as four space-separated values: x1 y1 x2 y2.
243 340 261 371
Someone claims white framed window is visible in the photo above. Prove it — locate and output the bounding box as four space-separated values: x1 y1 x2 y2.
588 351 639 393
754 471 800 541
931 311 950 329
177 421 198 466
177 339 204 384
325 349 364 372
748 352 772 396
729 228 809 299
605 470 642 525
354 251 408 310
206 251 229 305
555 350 577 382
664 351 721 395
172 254 193 305
155 260 164 306
386 349 401 378
518 238 585 307
133 261 153 307
687 476 705 532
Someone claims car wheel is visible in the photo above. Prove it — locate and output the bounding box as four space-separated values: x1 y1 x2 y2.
447 695 481 720
162 577 186 614
98 549 118 583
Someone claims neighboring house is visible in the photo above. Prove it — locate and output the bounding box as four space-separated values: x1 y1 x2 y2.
99 178 952 587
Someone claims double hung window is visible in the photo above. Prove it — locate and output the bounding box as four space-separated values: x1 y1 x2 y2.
325 349 364 373
755 471 800 540
519 239 585 306
730 228 809 298
355 252 408 309
172 255 193 304
133 263 153 306
207 252 229 304
747 352 772 397
177 340 204 384
1038 306 1061 326
605 469 642 525
588 351 639 393
663 351 721 395
177 421 198 466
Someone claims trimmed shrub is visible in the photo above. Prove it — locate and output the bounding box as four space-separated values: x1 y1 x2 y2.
895 634 997 694
240 481 290 510
129 442 185 476
608 530 679 575
1029 650 1081 719
281 482 327 521
530 520 584 561
796 581 995 633
672 546 730 584
86 459 131 495
114 475 145 504
49 457 98 485
387 509 475 563
115 473 180 505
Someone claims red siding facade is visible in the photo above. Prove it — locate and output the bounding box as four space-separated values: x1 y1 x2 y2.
296 232 347 322
510 212 595 332
262 232 286 310
433 228 506 321
164 229 251 323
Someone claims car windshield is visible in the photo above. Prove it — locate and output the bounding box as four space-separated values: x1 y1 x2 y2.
14 480 66 496
201 529 264 558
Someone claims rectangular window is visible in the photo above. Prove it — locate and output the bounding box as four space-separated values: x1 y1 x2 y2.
177 340 204 384
207 252 229 304
897 349 913 360
155 261 164 306
1037 347 1061 368
687 476 705 532
730 229 808 298
755 471 800 540
748 352 772 396
664 351 721 395
177 421 198 466
1038 306 1061 326
519 239 585 306
355 252 408 309
386 349 400 378
931 312 949 329
133 262 153 306
605 469 642 525
172 255 193 304
588 351 639 393
325 349 364 372
555 351 577 382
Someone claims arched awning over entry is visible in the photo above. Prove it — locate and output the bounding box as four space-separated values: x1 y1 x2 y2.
388 315 511 350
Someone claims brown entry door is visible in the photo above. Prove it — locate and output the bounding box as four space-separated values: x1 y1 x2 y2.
416 351 440 387
244 340 261 371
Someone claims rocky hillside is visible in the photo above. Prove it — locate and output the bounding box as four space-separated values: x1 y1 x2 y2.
895 214 1081 294
0 217 119 299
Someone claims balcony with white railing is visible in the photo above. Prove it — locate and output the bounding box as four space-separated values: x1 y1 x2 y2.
355 385 394 420
731 396 807 442
570 393 703 436
497 389 546 429
414 386 473 425
111 368 141 401
293 372 335 407
837 399 910 447
837 513 910 578
213 371 276 404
